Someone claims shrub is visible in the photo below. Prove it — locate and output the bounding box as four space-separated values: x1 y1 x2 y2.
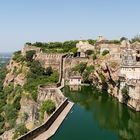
87 39 96 45
45 67 53 76
70 48 78 56
99 73 105 83
131 35 140 43
27 60 45 76
24 60 59 101
32 40 78 53
26 42 32 45
3 104 18 129
83 71 90 83
86 50 94 56
13 124 29 139
86 65 95 72
102 50 109 56
73 62 87 74
12 51 25 63
26 50 36 61
40 99 56 119
92 54 97 60
121 86 130 101
120 37 127 42
121 86 129 96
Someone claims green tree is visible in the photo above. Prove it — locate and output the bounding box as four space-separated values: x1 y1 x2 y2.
99 73 106 83
92 54 97 60
27 60 45 76
121 86 130 101
13 124 29 139
131 35 140 43
12 51 25 63
88 39 96 45
102 50 109 56
86 50 94 56
70 48 78 56
73 62 87 74
26 50 36 61
120 37 127 42
40 99 56 119
45 66 53 76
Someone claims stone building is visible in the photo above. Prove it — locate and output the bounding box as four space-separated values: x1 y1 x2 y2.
120 39 130 50
119 46 140 111
99 44 121 60
69 76 82 85
76 41 95 57
22 44 41 56
97 36 106 42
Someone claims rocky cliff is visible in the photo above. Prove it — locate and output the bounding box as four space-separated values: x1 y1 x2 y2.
66 52 140 111
0 46 65 140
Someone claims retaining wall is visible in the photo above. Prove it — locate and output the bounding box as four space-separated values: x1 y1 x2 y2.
17 99 68 140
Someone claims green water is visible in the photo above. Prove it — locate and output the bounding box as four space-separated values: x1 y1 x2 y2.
51 86 140 140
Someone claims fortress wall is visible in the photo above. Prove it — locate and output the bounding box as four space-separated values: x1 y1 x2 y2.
35 53 62 71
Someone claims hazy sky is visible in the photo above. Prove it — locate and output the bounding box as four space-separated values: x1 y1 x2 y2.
0 0 140 52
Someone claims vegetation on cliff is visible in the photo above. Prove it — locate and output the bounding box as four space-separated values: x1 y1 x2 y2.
24 60 59 101
26 39 96 53
0 50 59 139
40 99 56 119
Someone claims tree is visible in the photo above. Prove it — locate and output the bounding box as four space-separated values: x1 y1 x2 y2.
12 51 25 63
88 39 96 45
70 48 78 56
26 50 36 61
26 42 32 45
28 60 45 76
92 54 97 60
99 73 105 83
62 40 78 52
86 50 94 56
13 124 29 139
131 35 140 43
83 71 90 83
121 86 128 94
120 37 127 42
121 86 130 101
102 50 109 56
73 62 87 74
40 99 56 119
86 65 95 72
45 66 53 76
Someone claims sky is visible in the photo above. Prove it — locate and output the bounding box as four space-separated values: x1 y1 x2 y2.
0 0 140 52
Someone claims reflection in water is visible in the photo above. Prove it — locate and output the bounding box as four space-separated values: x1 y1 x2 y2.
63 86 140 140
69 85 81 91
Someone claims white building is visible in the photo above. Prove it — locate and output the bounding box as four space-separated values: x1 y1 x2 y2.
120 66 140 80
69 76 82 85
120 48 140 80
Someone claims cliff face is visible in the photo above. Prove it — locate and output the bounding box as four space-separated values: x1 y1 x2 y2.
66 53 140 111
0 46 64 140
3 59 27 87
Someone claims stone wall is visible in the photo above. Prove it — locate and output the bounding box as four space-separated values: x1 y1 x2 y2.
35 53 63 71
17 99 68 140
22 44 41 56
118 79 140 111
64 57 88 80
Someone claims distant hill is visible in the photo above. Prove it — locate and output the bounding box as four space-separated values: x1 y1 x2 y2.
0 52 12 65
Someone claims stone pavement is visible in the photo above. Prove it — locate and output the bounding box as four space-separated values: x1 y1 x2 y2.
33 101 74 140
